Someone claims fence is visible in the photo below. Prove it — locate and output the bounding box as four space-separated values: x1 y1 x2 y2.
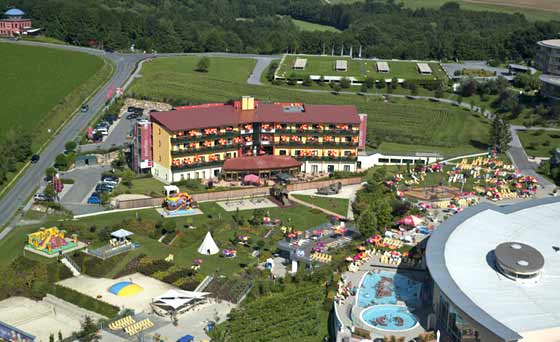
116 177 362 210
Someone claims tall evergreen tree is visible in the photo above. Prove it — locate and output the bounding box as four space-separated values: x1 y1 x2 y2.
489 115 512 153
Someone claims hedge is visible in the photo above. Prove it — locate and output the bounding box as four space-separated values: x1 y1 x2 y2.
48 284 119 318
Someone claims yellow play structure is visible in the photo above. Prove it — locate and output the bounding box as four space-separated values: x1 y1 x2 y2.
27 227 78 254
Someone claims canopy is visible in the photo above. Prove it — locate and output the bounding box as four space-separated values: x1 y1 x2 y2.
111 229 134 239
198 231 219 255
275 173 291 181
153 289 210 310
397 215 423 227
244 174 260 183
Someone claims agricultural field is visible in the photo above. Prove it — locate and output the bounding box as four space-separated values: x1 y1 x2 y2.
331 0 558 21
276 55 446 82
127 56 489 157
0 43 110 148
518 130 560 158
291 18 340 32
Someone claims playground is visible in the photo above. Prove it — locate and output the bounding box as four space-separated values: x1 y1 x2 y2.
24 227 85 258
217 197 278 212
157 186 203 218
57 273 177 313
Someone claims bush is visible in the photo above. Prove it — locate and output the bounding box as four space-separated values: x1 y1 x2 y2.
48 285 119 318
340 77 351 89
64 141 77 153
195 57 210 72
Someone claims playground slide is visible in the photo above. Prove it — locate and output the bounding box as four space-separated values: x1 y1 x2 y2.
165 192 192 211
38 233 54 250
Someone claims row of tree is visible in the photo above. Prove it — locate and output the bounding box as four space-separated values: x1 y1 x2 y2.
0 128 33 188
3 0 560 61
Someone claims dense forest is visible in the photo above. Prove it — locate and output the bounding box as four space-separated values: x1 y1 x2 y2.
3 0 560 62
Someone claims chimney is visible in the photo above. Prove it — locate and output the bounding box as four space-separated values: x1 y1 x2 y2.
241 96 255 111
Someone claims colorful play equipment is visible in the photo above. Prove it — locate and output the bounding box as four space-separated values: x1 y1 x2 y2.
163 185 195 211
108 281 143 297
27 227 78 254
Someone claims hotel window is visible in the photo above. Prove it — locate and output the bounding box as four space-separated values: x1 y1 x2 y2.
279 150 287 156
313 150 318 156
344 150 351 156
295 150 301 156
226 152 232 158
311 165 318 173
345 136 352 143
344 165 351 172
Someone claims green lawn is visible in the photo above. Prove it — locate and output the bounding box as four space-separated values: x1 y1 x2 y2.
112 176 240 197
0 43 110 149
128 56 489 157
518 130 560 158
277 55 446 82
292 194 349 217
291 18 340 32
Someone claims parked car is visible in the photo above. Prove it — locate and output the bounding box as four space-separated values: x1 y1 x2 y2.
81 104 89 113
95 183 113 193
31 154 40 163
102 178 119 186
105 48 115 53
87 192 102 204
33 193 52 202
126 112 139 120
104 114 118 123
101 175 119 182
127 106 143 113
96 121 110 128
93 127 109 136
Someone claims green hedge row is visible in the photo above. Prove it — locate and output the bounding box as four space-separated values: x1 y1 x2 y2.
48 284 119 318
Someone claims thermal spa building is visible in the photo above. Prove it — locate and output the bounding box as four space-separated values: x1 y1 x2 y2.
149 97 366 182
426 197 560 342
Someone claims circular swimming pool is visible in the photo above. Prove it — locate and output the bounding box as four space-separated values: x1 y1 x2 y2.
361 305 418 331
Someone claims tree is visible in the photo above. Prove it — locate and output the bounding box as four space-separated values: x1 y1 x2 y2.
340 77 351 89
332 83 341 94
45 167 57 178
44 184 56 200
64 141 77 153
196 57 210 72
58 331 63 342
302 75 312 87
364 76 374 89
360 83 368 93
122 169 135 187
489 115 512 153
73 316 100 342
352 180 393 237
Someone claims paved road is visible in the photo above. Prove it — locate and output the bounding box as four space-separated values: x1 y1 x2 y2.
0 40 148 236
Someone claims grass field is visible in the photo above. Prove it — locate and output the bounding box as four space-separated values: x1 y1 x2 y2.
518 130 560 158
292 194 349 216
0 43 110 149
291 18 341 32
331 0 558 21
277 55 446 82
127 56 489 157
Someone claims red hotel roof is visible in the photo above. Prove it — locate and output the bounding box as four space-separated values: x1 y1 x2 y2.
223 155 302 172
150 102 360 131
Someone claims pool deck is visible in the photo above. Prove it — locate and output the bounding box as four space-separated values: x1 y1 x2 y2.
336 262 430 340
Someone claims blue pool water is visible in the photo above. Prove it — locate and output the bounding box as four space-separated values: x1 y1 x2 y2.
357 271 422 308
361 305 418 331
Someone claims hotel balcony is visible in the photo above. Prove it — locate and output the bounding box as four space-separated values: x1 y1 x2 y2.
171 144 240 156
240 129 253 135
297 156 357 162
274 141 358 148
171 131 238 143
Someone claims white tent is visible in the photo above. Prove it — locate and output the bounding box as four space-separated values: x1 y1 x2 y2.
198 231 219 255
152 289 210 314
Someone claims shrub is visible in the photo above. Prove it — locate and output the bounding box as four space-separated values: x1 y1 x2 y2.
48 285 119 318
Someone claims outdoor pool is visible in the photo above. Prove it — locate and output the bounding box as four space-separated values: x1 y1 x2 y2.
357 270 422 307
361 305 418 331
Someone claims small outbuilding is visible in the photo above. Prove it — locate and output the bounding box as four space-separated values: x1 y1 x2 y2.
377 61 390 73
335 60 348 71
293 58 308 70
417 63 432 75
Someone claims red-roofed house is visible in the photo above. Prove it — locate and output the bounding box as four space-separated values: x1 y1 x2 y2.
148 96 365 182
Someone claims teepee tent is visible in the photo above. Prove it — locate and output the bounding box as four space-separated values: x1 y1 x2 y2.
198 231 219 255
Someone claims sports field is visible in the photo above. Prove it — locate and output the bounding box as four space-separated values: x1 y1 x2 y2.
277 55 446 82
0 43 110 148
127 56 488 156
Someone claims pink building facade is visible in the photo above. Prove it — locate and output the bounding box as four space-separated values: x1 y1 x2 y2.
0 9 32 37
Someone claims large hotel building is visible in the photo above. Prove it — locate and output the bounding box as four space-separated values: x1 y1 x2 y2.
145 97 366 183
